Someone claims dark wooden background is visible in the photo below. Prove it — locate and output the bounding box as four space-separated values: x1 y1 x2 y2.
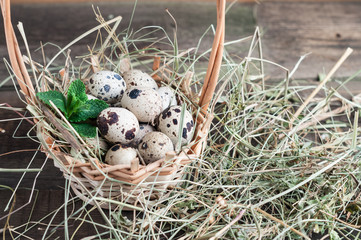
1 0 361 238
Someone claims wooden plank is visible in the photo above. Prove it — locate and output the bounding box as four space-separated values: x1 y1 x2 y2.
0 188 120 239
3 1 361 85
0 90 65 189
9 0 359 3
257 1 361 80
11 0 256 4
11 0 256 3
2 2 361 239
0 2 255 87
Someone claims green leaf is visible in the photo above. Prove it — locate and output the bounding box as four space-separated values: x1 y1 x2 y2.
67 91 83 117
68 99 108 122
36 91 67 116
71 123 97 138
67 79 88 103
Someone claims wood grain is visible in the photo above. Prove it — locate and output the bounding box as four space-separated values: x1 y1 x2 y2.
2 1 361 83
10 0 256 3
0 91 65 189
1 1 361 238
0 188 116 239
0 2 255 87
256 1 361 79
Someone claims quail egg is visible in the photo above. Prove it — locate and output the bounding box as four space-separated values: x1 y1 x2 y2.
97 107 139 144
157 86 177 111
132 124 155 146
105 144 138 166
122 69 158 90
120 87 163 123
88 70 126 104
158 106 194 146
138 131 174 164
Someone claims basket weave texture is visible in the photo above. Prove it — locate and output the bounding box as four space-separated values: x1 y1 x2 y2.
1 0 225 208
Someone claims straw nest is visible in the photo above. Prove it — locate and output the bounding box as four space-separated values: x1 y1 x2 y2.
2 0 227 211
2 0 361 239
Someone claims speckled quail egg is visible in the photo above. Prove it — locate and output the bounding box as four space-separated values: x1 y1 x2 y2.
158 106 194 146
97 107 139 144
122 69 158 90
138 132 174 164
105 144 138 166
120 87 163 123
132 124 155 146
157 86 177 111
88 70 126 104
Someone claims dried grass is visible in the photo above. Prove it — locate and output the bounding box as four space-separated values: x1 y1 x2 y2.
2 2 361 240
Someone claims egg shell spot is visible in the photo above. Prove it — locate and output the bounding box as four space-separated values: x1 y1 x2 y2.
186 122 193 131
104 84 111 92
182 128 188 139
111 145 120 151
107 111 119 125
125 128 137 140
129 89 142 99
141 142 148 149
97 116 109 135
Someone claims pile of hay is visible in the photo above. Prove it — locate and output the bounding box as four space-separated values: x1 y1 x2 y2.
3 5 361 240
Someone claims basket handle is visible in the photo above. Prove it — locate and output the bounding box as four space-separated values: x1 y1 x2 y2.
198 0 225 114
1 0 36 103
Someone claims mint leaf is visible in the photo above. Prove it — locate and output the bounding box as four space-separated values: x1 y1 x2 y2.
71 123 97 138
68 99 108 122
37 80 107 139
67 91 83 117
36 91 67 116
68 79 88 103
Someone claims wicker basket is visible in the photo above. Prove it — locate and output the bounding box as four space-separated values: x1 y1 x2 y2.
1 0 225 209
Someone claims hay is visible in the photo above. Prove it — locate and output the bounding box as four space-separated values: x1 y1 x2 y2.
2 1 361 239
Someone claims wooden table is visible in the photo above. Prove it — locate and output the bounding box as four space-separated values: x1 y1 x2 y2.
1 1 360 238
